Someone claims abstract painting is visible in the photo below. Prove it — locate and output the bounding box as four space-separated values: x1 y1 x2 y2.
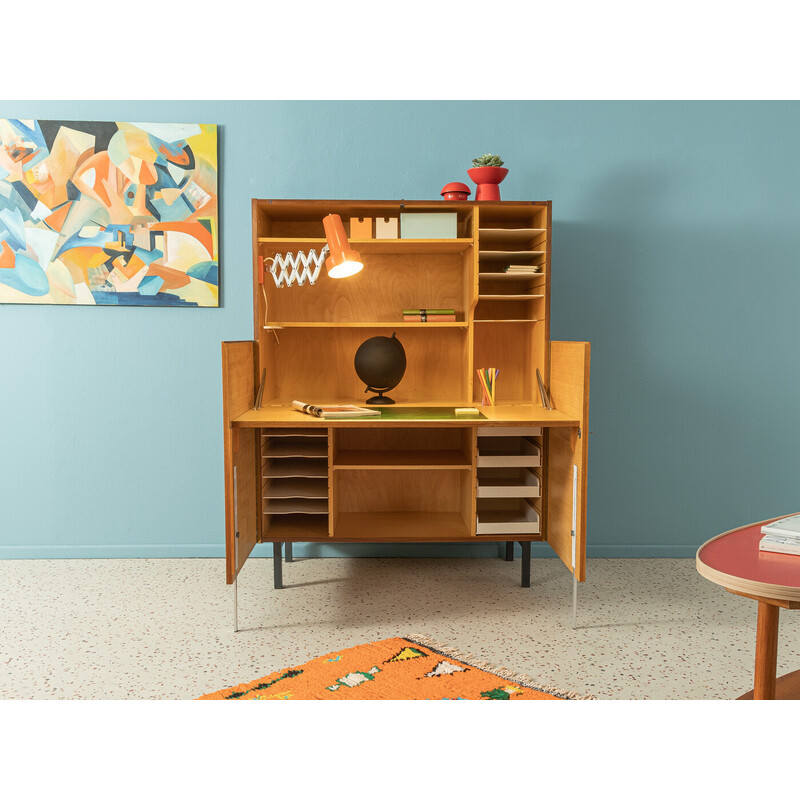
0 119 218 306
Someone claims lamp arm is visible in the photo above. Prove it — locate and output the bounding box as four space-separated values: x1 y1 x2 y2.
268 245 329 287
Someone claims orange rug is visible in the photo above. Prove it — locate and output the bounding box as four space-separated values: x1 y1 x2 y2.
198 635 594 700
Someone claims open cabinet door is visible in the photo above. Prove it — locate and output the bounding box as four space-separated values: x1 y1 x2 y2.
546 341 590 582
222 341 259 585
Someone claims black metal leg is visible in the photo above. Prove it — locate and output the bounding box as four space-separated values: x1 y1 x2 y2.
520 541 531 587
273 542 284 589
505 541 515 561
285 541 293 562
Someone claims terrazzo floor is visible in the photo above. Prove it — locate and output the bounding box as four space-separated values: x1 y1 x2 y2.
2 556 798 700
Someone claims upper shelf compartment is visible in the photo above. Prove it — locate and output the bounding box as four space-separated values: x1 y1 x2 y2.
254 200 475 239
260 240 473 326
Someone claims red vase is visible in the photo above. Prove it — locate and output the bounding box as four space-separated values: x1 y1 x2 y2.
467 166 509 201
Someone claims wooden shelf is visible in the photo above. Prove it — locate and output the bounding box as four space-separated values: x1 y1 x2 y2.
477 469 540 498
263 478 328 499
478 272 544 281
262 513 330 541
474 318 541 323
477 437 541 467
478 228 546 243
263 498 329 514
261 429 327 438
334 511 471 541
479 250 545 261
258 237 472 255
262 439 327 458
476 501 540 535
265 322 468 329
478 294 545 301
262 459 328 478
334 449 471 469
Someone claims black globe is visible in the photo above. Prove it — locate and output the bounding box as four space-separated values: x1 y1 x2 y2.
354 333 406 405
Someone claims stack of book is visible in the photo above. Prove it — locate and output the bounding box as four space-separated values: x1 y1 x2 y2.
402 308 456 322
759 514 800 555
504 265 541 275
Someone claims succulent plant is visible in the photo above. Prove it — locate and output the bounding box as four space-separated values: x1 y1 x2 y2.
471 154 504 168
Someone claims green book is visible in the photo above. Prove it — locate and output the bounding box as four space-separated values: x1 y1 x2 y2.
402 308 455 315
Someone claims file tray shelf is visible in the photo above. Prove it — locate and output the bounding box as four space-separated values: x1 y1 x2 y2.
476 467 540 498
476 436 541 467
262 428 330 541
476 498 540 535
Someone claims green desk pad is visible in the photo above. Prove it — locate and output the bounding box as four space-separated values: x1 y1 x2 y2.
352 407 486 421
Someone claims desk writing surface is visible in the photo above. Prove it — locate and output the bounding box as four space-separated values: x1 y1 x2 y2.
232 403 580 428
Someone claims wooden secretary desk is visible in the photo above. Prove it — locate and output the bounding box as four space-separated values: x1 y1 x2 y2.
222 199 590 625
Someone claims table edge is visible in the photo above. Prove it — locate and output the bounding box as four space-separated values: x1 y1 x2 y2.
696 514 800 603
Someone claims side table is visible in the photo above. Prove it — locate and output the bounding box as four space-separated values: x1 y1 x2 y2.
696 516 800 700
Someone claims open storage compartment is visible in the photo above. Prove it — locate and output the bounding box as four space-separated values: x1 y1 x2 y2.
259 325 470 404
333 427 473 469
261 246 473 325
333 467 473 540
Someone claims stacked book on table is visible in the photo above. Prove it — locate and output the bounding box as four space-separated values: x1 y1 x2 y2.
759 515 800 555
504 265 541 275
402 308 456 322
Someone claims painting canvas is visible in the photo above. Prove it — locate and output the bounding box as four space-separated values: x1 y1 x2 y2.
0 119 218 306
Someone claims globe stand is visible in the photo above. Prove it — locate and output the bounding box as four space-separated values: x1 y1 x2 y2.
365 389 395 405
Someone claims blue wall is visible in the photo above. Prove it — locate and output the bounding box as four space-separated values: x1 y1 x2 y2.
2 101 799 559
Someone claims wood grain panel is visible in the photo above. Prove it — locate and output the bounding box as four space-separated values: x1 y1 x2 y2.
546 341 590 581
473 322 536 403
222 341 258 584
336 469 465 513
264 252 467 324
333 511 470 541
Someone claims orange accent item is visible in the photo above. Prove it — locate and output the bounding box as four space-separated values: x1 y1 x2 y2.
197 636 592 700
349 216 372 238
323 213 363 278
258 255 264 285
0 240 15 269
44 201 73 233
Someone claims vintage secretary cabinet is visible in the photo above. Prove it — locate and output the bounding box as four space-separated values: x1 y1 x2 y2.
221 199 590 618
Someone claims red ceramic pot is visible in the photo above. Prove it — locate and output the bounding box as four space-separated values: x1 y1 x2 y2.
467 166 509 201
440 182 471 201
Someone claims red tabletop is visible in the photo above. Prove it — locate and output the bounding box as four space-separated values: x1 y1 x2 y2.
697 516 800 602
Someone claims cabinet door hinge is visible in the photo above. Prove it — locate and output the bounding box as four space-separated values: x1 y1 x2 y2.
578 428 582 438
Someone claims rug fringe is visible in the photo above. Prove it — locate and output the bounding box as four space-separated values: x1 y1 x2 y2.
406 633 596 700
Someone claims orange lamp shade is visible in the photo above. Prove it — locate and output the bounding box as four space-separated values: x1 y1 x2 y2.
323 214 363 278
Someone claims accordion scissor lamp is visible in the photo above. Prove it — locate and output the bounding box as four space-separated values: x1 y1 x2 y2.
263 213 363 288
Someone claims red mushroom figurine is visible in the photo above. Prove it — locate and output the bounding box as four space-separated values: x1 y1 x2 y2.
440 182 471 201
